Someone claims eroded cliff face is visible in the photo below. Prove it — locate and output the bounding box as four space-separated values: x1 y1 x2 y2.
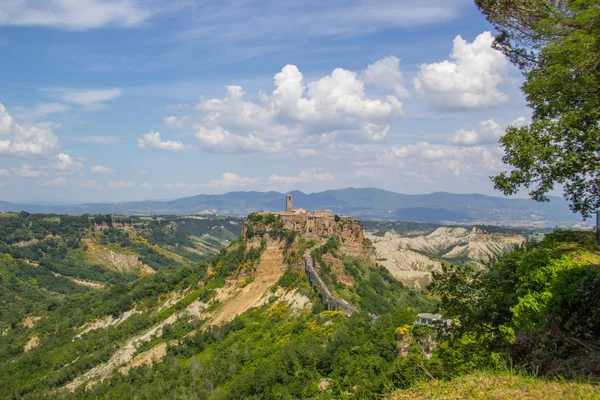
367 226 526 287
209 234 304 326
394 227 525 263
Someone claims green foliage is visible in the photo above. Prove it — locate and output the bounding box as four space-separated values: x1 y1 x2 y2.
0 211 450 398
548 265 600 339
430 230 600 376
477 0 600 217
309 237 436 316
65 301 427 400
139 215 241 261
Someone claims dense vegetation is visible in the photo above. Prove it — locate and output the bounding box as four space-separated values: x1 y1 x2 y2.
0 211 597 399
0 212 240 333
430 231 600 378
478 0 600 217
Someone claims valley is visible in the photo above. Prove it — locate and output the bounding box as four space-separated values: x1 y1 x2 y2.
0 205 597 399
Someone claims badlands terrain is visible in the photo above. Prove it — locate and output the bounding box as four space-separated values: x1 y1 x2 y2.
365 223 527 287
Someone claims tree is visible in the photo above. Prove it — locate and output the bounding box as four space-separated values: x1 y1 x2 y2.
477 0 600 218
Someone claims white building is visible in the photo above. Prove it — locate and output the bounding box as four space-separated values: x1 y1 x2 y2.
416 313 443 326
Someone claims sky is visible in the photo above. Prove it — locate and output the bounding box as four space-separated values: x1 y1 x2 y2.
0 0 533 203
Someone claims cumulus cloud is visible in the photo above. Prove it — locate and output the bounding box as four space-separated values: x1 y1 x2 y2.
414 31 509 111
0 168 9 176
140 182 154 189
38 177 67 187
10 164 46 177
164 115 190 129
108 180 135 189
44 87 123 110
0 0 151 30
190 63 404 154
268 168 334 186
208 173 259 189
90 165 114 174
362 56 409 97
511 116 528 127
56 152 84 173
137 131 188 151
361 142 505 179
448 118 504 146
0 103 60 157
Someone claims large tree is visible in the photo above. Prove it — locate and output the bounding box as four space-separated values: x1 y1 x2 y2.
476 0 600 218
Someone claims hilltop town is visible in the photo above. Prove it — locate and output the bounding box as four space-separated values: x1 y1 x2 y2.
247 194 365 244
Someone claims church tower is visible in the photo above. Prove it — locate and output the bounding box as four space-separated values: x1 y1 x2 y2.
286 194 293 212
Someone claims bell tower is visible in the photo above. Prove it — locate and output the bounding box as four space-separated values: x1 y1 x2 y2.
286 194 293 212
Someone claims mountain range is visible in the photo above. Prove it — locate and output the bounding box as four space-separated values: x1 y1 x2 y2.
0 188 587 227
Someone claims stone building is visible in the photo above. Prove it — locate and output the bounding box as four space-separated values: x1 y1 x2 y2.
253 195 364 245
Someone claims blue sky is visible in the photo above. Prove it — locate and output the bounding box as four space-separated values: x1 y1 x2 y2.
0 0 531 203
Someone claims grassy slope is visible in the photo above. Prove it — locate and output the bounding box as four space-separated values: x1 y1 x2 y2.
389 371 600 400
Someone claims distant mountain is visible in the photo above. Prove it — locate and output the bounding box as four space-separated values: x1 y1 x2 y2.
0 188 587 227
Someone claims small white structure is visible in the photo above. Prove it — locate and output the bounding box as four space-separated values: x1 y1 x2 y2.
416 313 443 326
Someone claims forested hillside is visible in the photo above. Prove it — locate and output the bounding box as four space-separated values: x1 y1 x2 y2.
0 212 597 399
0 212 240 332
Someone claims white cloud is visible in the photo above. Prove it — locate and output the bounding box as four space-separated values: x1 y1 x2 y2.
90 165 114 174
447 118 504 146
272 65 403 123
511 116 528 127
56 152 84 173
38 177 67 187
195 125 281 154
10 164 46 177
164 115 190 129
0 103 60 157
0 168 9 176
140 182 154 189
208 173 259 189
414 31 509 111
108 180 136 189
67 136 119 144
0 0 151 30
268 168 334 186
360 140 507 183
362 56 409 97
44 87 123 110
137 130 188 151
137 170 148 175
448 129 480 146
190 62 403 154
14 102 70 119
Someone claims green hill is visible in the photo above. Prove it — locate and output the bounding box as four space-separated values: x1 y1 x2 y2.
0 212 597 399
